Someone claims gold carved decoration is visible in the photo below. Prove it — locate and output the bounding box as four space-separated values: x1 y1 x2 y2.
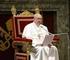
11 5 41 17
11 5 16 16
6 18 13 32
35 6 40 14
0 27 11 51
17 10 34 17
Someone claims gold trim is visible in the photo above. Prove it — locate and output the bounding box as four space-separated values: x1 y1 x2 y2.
17 10 34 17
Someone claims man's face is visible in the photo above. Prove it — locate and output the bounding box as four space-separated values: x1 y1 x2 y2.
34 17 43 25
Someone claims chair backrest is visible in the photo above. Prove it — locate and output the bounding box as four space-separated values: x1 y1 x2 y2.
12 10 34 41
12 10 33 60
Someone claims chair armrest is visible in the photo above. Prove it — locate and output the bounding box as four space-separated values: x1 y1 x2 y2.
12 38 32 53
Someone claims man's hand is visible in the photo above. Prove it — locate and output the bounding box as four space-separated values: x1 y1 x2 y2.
48 44 52 48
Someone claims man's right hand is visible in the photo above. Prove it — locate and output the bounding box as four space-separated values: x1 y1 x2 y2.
48 44 52 48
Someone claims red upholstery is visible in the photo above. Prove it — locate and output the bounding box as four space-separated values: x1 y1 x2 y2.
13 16 33 40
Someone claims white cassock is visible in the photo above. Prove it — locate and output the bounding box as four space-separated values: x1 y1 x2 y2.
22 22 59 60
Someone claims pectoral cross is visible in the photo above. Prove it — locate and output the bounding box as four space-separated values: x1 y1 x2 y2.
38 34 41 39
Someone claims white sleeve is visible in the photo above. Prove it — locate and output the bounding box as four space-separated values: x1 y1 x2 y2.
41 25 49 35
22 26 32 39
22 26 41 46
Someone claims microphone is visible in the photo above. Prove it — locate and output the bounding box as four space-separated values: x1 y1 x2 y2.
40 25 52 35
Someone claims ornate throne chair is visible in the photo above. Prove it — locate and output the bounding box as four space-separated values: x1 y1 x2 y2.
11 6 34 60
11 6 60 60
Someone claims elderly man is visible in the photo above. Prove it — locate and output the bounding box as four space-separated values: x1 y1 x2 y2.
22 13 59 60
